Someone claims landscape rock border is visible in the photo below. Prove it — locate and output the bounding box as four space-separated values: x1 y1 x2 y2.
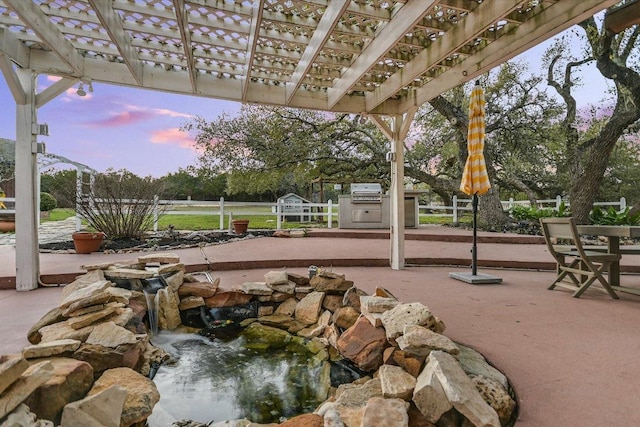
0 253 517 427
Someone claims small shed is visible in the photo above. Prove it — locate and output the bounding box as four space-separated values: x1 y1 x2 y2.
277 193 313 222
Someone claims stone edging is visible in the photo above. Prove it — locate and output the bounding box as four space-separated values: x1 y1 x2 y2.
0 252 517 427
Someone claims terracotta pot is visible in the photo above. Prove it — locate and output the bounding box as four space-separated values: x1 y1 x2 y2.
0 221 15 233
72 232 105 254
231 219 250 234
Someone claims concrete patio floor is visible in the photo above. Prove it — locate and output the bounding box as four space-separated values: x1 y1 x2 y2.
1 226 640 426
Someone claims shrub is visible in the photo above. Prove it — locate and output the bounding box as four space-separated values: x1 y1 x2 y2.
53 169 168 239
589 206 640 225
509 201 570 221
39 192 57 212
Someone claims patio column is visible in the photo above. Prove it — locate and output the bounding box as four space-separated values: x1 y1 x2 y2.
371 108 417 270
14 68 39 290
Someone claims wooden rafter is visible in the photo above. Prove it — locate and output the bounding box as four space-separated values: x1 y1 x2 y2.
90 0 143 85
4 0 83 74
327 1 437 109
243 0 264 100
0 0 617 115
605 0 640 33
402 0 619 112
367 0 521 110
173 0 196 92
286 0 350 103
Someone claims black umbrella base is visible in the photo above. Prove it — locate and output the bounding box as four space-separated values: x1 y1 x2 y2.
449 271 503 284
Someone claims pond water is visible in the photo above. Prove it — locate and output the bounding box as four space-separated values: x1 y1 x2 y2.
151 330 330 424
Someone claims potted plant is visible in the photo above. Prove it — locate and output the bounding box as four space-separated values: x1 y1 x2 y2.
72 231 105 254
0 213 14 232
52 169 168 252
0 187 14 232
231 218 250 234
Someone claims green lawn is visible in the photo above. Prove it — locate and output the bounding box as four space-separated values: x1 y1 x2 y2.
43 207 467 230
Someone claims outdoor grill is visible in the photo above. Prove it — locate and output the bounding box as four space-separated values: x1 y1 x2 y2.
339 183 388 228
339 183 419 229
350 183 383 203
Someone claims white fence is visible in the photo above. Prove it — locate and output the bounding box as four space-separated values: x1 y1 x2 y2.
420 195 627 224
153 197 339 232
153 195 627 230
0 195 628 231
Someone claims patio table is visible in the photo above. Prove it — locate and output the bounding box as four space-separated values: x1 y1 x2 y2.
577 225 640 293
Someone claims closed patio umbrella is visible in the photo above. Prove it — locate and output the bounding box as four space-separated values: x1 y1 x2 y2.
450 81 501 284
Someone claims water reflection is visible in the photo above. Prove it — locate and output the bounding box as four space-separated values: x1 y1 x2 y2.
152 331 327 424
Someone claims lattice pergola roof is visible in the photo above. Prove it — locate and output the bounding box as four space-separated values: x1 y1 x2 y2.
0 0 615 115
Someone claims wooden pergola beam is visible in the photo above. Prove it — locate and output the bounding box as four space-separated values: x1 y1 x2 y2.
605 0 640 33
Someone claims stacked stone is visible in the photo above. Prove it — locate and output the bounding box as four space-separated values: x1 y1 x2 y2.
0 254 181 426
0 254 516 427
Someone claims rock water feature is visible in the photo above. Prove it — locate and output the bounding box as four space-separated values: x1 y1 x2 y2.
0 253 517 427
152 331 329 424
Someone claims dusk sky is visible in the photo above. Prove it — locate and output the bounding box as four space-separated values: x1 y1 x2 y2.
0 30 613 178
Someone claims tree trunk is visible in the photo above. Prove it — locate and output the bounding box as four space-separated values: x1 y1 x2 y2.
479 189 508 230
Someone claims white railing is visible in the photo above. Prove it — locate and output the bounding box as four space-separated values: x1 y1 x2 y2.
153 195 626 229
150 197 339 232
3 194 627 231
419 196 627 224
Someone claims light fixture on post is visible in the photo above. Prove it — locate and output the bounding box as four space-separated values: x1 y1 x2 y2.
359 113 367 124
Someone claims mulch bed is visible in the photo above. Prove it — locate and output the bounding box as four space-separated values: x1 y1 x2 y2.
39 230 275 253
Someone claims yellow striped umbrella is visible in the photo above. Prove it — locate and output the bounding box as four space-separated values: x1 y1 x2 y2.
460 82 491 196
452 81 501 282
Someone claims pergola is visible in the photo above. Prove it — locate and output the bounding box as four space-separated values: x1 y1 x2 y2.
0 0 616 291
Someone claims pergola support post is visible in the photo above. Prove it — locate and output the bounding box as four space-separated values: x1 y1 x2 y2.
371 108 417 270
14 68 39 291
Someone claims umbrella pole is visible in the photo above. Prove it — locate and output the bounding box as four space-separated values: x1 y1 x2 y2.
472 193 478 276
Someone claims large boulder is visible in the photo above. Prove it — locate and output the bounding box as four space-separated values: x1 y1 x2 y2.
22 339 81 359
456 344 509 390
317 378 383 427
264 271 288 286
0 355 30 396
396 325 459 357
60 385 127 427
336 316 388 372
380 303 434 342
204 290 253 308
278 413 323 426
414 351 500 427
23 357 94 425
1 403 54 427
178 281 219 298
295 292 325 325
378 365 417 400
87 367 159 427
27 307 65 345
0 361 54 420
361 397 409 427
332 306 360 330
310 272 353 294
240 323 292 350
470 374 516 425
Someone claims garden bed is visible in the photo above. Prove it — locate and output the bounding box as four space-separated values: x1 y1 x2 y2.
38 230 275 253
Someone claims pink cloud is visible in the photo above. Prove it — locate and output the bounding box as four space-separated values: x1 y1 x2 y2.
85 110 154 128
117 103 193 119
150 127 197 150
152 108 193 118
